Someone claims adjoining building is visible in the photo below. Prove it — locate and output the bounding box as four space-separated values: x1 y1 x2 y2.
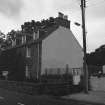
0 12 83 81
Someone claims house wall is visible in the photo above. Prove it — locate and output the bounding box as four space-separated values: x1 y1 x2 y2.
26 41 42 80
42 26 83 74
30 44 39 79
24 43 39 80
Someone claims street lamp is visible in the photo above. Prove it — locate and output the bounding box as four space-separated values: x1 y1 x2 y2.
74 22 81 26
74 0 88 94
80 0 88 94
74 19 88 93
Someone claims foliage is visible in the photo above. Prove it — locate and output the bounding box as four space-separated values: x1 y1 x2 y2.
86 44 105 66
86 45 105 76
0 48 25 81
0 31 6 49
7 30 17 41
0 30 18 49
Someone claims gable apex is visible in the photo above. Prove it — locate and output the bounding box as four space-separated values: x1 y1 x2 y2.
43 26 83 52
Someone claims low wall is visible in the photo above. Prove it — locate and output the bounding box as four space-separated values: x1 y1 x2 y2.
90 76 105 91
0 80 40 95
0 80 83 96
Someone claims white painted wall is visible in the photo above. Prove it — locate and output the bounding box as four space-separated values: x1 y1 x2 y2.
42 26 83 74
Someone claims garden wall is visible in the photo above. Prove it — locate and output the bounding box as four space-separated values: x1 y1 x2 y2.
0 80 83 96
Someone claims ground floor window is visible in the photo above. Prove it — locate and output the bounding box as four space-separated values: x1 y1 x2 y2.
26 47 31 58
25 65 30 78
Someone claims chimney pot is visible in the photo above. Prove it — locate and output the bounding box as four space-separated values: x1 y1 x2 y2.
58 12 64 18
64 15 68 20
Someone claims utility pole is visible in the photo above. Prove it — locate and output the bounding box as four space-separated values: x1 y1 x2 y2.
81 0 88 93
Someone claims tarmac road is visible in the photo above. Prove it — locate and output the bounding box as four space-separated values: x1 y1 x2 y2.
0 88 103 105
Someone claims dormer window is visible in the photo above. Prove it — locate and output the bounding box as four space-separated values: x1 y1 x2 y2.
12 39 16 46
33 32 37 40
37 30 39 39
26 47 31 57
33 31 39 40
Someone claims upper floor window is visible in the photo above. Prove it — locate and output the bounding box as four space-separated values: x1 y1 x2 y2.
22 35 26 44
26 47 31 57
33 32 36 40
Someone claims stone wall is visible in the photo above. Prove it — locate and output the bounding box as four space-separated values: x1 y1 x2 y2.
90 76 105 91
0 80 40 95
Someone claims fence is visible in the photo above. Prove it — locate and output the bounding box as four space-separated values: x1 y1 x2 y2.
44 67 83 76
0 80 83 96
41 67 83 84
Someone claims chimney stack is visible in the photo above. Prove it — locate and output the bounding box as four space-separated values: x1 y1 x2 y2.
56 12 70 29
64 15 68 20
58 12 64 19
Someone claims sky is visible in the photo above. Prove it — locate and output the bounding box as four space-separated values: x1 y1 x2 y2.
0 0 105 53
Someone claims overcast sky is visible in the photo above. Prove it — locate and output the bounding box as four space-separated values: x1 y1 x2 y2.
0 0 105 53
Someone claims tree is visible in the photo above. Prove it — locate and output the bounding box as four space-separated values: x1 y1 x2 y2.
0 48 25 81
86 45 105 75
7 30 17 41
87 45 105 66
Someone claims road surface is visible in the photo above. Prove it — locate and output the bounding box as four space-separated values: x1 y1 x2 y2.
0 88 103 105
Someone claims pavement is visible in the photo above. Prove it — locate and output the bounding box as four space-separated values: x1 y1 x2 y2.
0 88 100 105
62 91 105 105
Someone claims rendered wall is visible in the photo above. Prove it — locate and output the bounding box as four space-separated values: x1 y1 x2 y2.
42 26 83 74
